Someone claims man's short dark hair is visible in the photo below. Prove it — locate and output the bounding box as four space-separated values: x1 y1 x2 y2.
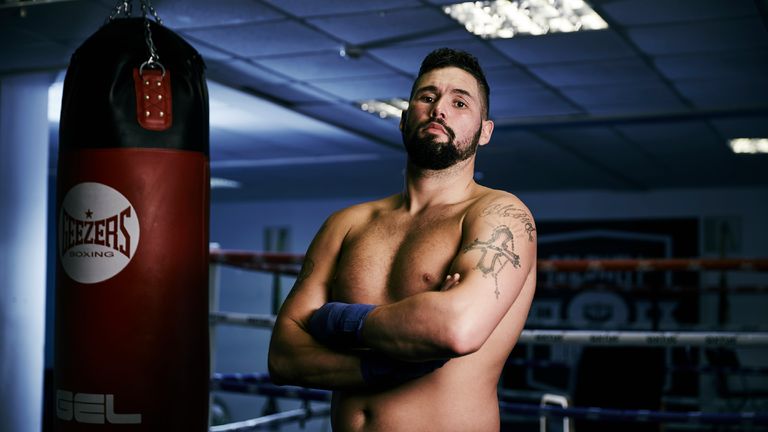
410 48 491 119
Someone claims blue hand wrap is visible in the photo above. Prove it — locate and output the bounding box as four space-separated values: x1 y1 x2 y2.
360 352 448 386
308 302 375 348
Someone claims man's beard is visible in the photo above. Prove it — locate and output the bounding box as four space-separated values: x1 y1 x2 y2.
402 119 481 170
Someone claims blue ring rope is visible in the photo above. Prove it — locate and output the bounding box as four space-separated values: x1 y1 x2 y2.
211 374 767 425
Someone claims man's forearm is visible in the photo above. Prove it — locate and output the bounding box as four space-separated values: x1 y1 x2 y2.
359 290 469 360
269 329 446 389
269 322 365 389
306 275 466 361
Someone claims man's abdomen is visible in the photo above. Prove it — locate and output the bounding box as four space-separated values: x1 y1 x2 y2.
331 358 501 432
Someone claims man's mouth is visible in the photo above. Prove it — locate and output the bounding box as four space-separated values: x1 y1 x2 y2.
422 121 449 136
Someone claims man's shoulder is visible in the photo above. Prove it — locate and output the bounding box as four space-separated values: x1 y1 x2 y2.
464 186 538 246
470 187 533 219
326 194 399 226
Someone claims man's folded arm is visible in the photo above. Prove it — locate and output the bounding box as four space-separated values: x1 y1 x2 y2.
268 208 451 389
268 211 365 389
358 197 537 361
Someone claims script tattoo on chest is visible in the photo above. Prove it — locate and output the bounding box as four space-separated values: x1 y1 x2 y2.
463 225 521 299
481 203 536 242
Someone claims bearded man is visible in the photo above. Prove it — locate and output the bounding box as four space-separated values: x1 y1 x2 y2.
269 48 537 432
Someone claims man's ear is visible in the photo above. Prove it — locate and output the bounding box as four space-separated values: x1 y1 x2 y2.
478 119 494 146
399 109 407 132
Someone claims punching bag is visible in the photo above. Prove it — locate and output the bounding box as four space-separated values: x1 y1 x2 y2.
54 14 209 431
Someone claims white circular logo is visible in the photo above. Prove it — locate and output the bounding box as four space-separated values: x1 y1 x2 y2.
59 182 140 284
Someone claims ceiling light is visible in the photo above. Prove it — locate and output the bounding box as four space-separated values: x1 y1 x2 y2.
357 98 409 120
48 79 64 123
443 0 608 39
210 177 241 189
729 138 768 154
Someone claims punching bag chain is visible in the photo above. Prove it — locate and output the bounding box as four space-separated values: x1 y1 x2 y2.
140 0 164 75
106 0 165 76
108 0 162 23
108 0 131 21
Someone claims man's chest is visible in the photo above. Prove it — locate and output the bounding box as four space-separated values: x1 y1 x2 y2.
332 212 465 304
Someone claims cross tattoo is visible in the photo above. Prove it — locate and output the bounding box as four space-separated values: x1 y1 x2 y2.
463 225 521 298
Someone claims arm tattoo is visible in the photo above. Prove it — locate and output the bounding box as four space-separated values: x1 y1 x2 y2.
297 258 315 284
480 203 516 217
481 203 536 242
463 225 521 299
286 258 315 301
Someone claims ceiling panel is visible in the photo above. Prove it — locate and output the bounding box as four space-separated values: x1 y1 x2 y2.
675 79 768 109
541 127 663 189
307 74 413 101
710 117 768 138
380 27 476 46
562 82 686 112
207 59 288 87
492 86 582 119
297 103 404 147
265 82 340 104
654 50 768 81
211 157 406 201
307 7 457 46
152 0 284 29
616 120 718 144
179 35 238 62
3 0 109 42
263 0 421 17
207 81 388 156
490 30 636 65
616 121 731 166
183 20 341 58
255 52 388 81
627 17 768 56
612 122 732 187
484 66 542 91
371 39 513 75
599 0 758 26
530 58 660 87
481 129 632 190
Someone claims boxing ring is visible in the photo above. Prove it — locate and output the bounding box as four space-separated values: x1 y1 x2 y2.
208 250 768 431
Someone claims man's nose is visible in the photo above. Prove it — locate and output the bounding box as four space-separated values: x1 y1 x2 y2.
430 98 447 119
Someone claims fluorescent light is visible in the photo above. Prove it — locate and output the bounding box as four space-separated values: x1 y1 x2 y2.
729 138 768 154
48 79 63 123
443 0 608 39
358 98 409 120
210 177 241 189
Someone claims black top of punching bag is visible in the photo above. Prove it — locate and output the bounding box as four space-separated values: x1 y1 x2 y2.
59 18 209 156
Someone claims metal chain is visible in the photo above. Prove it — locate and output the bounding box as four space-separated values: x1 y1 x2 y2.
140 0 163 66
144 0 162 24
108 0 131 21
140 0 165 75
106 0 166 75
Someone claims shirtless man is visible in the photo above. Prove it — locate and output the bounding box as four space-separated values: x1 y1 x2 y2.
268 48 537 432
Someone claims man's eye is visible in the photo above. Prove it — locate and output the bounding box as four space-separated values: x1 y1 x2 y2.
455 101 466 108
420 95 434 102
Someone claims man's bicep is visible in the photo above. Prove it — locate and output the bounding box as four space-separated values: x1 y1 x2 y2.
449 198 536 313
269 210 361 386
278 211 350 324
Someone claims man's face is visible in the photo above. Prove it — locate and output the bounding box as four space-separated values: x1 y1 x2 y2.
400 67 493 171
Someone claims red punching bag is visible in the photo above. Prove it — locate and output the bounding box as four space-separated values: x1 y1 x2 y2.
55 7 209 431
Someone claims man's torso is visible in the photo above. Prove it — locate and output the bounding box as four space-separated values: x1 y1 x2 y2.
327 190 535 431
